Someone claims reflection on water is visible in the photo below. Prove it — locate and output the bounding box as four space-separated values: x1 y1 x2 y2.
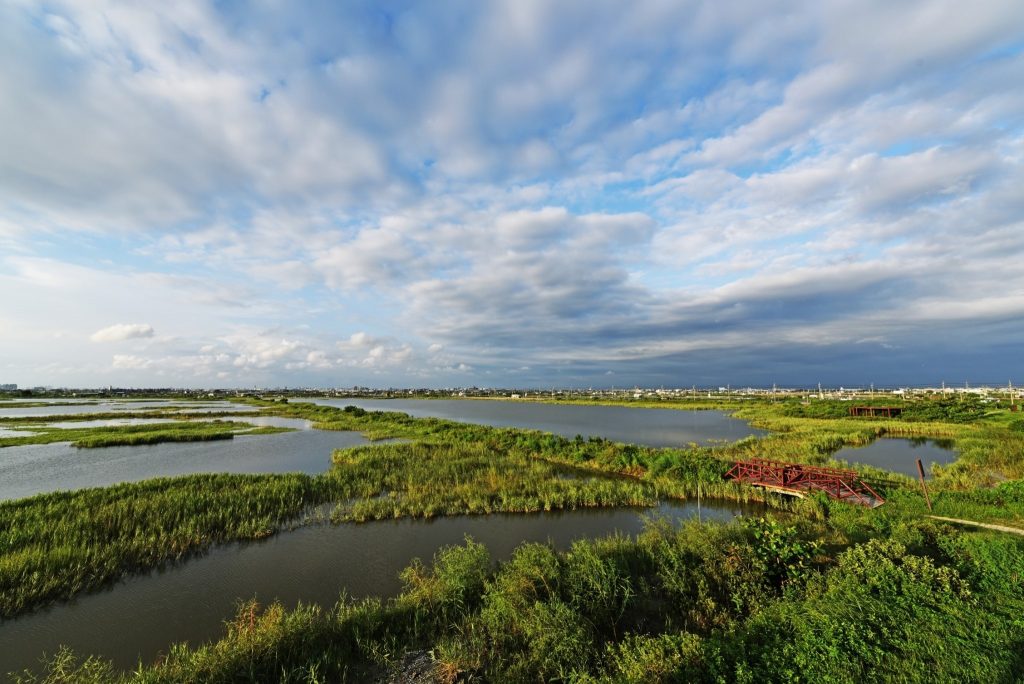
0 500 757 675
0 427 36 437
310 398 764 448
0 400 258 418
234 416 312 430
906 436 956 450
832 437 957 477
39 418 180 429
0 429 369 501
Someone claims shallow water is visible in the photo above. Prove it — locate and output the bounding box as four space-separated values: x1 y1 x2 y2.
0 427 36 437
832 437 956 477
37 418 181 429
166 404 260 414
310 398 763 448
234 416 313 430
0 400 256 418
0 428 370 501
0 500 756 675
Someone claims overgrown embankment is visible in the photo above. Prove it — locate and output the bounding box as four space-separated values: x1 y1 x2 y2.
0 473 337 616
17 517 1023 683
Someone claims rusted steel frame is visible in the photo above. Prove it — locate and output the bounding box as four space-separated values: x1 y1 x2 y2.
725 458 885 506
748 458 859 480
850 406 901 417
856 478 884 504
834 480 872 505
790 471 841 484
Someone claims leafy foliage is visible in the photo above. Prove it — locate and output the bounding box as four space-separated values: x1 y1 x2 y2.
16 522 1024 683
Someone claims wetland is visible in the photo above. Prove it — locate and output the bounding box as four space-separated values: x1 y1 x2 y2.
0 394 1021 682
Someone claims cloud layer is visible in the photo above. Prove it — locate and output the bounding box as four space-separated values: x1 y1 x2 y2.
1 1 1022 387
90 324 155 343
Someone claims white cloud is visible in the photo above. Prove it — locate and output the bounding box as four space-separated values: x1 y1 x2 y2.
90 323 155 343
2 1 1023 387
111 354 154 369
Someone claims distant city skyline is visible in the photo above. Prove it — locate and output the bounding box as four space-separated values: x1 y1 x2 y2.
2 1 1022 388
4 381 1021 394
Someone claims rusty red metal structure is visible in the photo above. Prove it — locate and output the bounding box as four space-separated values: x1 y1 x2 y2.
848 406 902 418
725 458 885 507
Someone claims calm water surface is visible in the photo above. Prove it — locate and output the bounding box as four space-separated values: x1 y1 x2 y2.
832 437 956 477
36 418 181 429
0 400 257 418
0 427 36 437
0 500 756 676
310 398 763 447
0 428 367 501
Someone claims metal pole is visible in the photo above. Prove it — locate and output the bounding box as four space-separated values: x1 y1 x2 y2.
916 458 932 512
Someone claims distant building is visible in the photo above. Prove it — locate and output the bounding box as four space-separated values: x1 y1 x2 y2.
0 383 16 391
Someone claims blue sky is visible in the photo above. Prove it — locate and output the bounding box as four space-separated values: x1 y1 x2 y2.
1 0 1022 388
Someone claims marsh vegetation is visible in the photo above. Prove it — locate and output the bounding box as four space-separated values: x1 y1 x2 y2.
14 517 1023 683
2 394 1022 682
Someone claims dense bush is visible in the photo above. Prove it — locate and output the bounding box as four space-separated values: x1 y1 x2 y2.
17 523 1023 683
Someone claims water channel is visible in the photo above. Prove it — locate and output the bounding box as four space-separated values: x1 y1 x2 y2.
0 500 756 676
309 398 764 447
0 400 258 419
0 424 365 502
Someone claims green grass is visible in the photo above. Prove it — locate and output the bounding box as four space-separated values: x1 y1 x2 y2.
14 518 1022 683
248 398 1024 525
0 473 340 617
0 428 748 618
327 441 659 521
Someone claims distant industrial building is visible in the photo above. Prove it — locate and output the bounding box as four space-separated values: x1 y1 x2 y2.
0 383 17 391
